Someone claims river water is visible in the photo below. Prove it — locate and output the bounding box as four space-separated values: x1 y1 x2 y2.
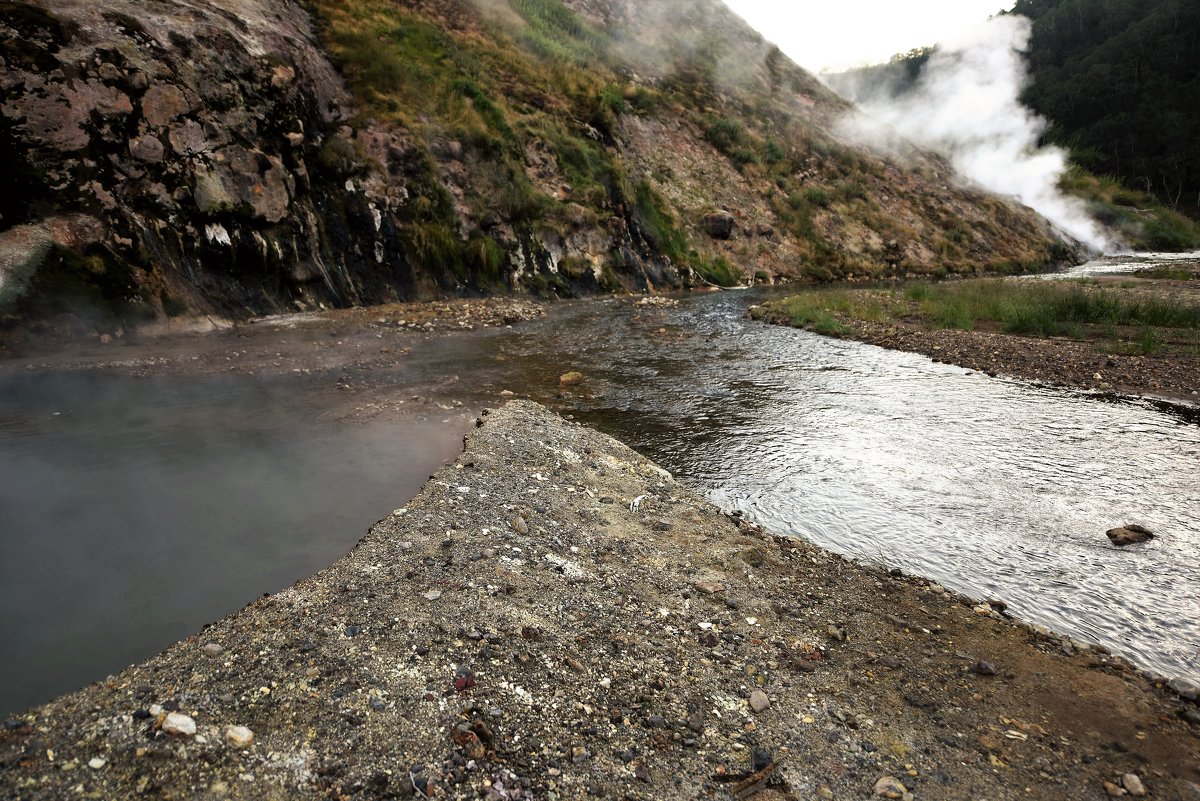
2 259 1198 714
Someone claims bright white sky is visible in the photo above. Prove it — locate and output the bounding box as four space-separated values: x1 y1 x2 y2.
723 0 1012 73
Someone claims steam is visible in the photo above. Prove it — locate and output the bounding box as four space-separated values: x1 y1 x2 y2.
834 15 1116 253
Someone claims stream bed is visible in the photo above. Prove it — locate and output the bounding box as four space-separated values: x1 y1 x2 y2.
2 259 1198 714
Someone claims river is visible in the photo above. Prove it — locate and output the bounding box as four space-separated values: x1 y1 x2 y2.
1 257 1197 715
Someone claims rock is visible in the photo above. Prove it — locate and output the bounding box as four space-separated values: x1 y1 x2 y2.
750 748 772 771
559 371 584 387
168 120 208 155
0 215 106 309
700 211 735 240
874 776 907 798
1168 677 1199 700
193 145 291 223
1182 707 1200 726
694 581 724 594
510 516 529 535
161 712 196 737
1104 780 1127 797
88 757 106 770
748 690 770 713
1106 524 1154 546
141 84 190 127
974 603 993 615
201 642 224 657
225 725 254 748
423 590 442 601
129 134 165 163
1122 774 1147 797
971 660 997 676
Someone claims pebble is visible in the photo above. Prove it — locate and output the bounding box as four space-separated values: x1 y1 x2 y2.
1104 780 1127 797
161 712 196 737
874 775 907 798
423 590 443 601
1169 677 1199 700
971 661 997 676
225 726 254 748
973 603 993 615
748 690 770 713
694 581 725 594
510 516 529 535
88 757 106 770
928 583 945 594
201 643 224 657
1123 774 1147 797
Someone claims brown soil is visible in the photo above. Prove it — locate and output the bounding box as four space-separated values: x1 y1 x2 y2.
1 401 1197 800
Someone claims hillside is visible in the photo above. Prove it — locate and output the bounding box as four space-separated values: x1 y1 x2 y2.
826 1 1200 250
0 0 1070 340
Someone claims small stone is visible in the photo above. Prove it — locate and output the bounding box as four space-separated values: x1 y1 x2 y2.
1169 677 1199 700
201 642 224 657
1122 774 1147 797
751 748 772 771
1106 525 1154 546
827 624 846 642
974 603 993 615
559 371 584 387
225 725 254 748
971 661 997 676
874 776 907 798
88 757 106 770
748 690 770 713
694 581 725 594
161 712 196 737
928 583 945 594
423 590 442 601
510 516 529 535
1104 781 1127 797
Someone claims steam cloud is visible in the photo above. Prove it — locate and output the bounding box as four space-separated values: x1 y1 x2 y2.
834 15 1117 253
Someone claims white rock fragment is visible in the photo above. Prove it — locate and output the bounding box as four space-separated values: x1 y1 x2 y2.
201 642 224 657
423 590 443 601
225 725 255 748
161 712 196 737
88 757 106 770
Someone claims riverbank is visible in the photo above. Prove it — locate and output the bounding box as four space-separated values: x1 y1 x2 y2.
3 400 1197 800
750 274 1200 402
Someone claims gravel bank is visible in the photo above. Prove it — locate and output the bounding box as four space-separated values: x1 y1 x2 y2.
2 400 1198 800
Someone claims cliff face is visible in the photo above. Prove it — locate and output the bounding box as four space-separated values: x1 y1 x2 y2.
0 0 1073 337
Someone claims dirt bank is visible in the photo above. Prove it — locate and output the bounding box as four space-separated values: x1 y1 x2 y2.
2 400 1197 800
750 276 1200 403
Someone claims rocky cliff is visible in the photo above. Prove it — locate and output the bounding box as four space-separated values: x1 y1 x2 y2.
0 0 1074 339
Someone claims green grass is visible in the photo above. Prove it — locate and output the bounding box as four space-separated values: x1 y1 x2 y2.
759 278 1200 344
1138 266 1196 280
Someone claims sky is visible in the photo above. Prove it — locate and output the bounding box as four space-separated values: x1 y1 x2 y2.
723 0 1013 73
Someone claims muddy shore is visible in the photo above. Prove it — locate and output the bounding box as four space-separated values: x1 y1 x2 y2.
750 276 1200 404
2 400 1197 800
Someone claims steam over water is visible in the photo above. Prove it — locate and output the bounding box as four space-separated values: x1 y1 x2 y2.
2 266 1198 713
0 375 464 715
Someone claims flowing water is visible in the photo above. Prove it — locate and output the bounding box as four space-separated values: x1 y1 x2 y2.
2 258 1198 714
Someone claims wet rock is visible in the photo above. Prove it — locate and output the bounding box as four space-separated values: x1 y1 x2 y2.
1106 525 1154 546
751 748 772 771
193 145 291 223
161 712 196 737
873 776 907 798
225 726 254 748
559 371 584 387
1122 774 1147 797
700 211 735 240
748 690 770 713
1169 677 1199 700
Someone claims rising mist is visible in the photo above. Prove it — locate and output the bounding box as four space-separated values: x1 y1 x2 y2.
831 15 1117 253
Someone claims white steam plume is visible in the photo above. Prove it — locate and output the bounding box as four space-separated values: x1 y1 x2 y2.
836 15 1116 253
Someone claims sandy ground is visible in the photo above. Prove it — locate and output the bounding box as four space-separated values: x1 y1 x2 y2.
2 401 1197 800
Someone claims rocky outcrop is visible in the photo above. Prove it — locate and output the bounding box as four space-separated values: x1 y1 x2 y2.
0 0 1076 342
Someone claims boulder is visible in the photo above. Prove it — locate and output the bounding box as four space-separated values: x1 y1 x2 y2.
0 215 106 309
1106 524 1154 546
193 146 291 223
700 211 735 240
